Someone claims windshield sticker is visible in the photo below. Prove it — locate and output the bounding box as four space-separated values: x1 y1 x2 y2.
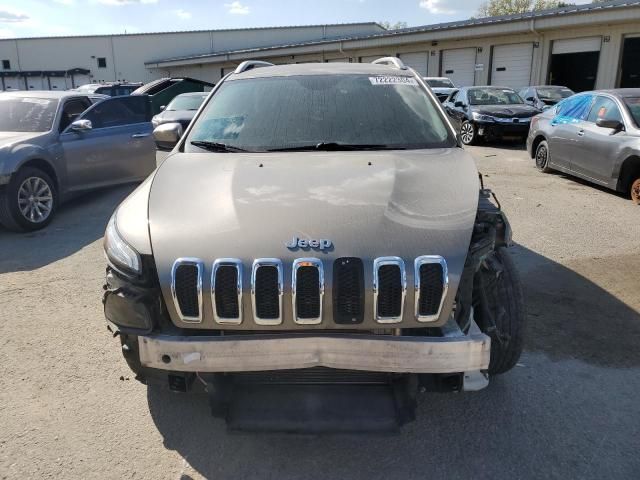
369 76 418 86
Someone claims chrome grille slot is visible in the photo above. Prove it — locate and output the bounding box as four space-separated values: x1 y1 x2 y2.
171 258 204 323
251 258 283 325
414 255 448 322
212 258 243 325
333 257 364 325
373 257 406 323
292 258 323 325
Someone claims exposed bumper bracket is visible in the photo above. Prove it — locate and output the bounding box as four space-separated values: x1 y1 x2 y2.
138 318 490 375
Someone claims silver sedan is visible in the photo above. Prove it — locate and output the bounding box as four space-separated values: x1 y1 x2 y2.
527 88 640 204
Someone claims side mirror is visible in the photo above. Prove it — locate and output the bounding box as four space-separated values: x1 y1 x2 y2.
70 119 92 132
596 118 624 132
159 105 166 111
454 101 464 108
153 122 183 150
526 96 535 102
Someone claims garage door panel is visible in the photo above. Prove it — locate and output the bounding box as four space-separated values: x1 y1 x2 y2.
399 52 428 76
491 43 533 88
552 37 601 54
359 55 391 63
441 48 476 87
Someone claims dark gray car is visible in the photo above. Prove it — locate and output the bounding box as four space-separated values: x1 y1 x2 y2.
103 59 525 430
0 91 156 231
151 92 208 134
527 89 640 203
519 85 574 110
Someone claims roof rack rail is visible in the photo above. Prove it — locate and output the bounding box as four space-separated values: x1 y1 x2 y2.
234 60 275 74
371 57 407 70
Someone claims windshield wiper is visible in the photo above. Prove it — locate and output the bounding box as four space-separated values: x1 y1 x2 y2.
268 142 404 152
190 140 249 152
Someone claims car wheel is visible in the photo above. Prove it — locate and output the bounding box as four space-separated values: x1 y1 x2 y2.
535 140 553 173
460 121 477 145
473 247 526 375
0 166 57 232
631 177 640 205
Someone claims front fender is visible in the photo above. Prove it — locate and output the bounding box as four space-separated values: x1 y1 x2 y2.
0 143 61 188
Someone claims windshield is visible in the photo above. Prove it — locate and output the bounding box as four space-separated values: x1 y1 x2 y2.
624 97 640 127
468 87 524 105
187 74 454 152
167 94 207 111
537 87 574 101
0 97 58 132
425 78 454 88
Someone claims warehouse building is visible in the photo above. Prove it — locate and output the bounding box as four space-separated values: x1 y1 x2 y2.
2 0 640 92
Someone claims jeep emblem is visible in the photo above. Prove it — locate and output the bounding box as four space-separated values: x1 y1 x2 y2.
285 236 332 251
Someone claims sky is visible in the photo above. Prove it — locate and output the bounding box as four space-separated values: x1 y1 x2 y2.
0 0 593 39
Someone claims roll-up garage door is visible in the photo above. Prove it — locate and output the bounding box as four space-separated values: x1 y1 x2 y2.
359 54 391 63
399 52 428 76
4 76 23 91
48 77 68 91
490 43 533 88
26 77 44 90
552 37 601 54
72 74 91 88
441 48 476 87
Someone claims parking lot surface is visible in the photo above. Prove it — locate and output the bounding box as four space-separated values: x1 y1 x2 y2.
1 146 639 479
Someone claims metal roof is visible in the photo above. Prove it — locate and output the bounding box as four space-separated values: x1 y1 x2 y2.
147 0 640 67
0 22 383 41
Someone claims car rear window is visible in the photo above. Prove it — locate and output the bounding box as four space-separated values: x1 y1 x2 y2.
425 78 454 88
186 74 455 152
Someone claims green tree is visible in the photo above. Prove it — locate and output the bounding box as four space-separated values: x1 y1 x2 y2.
476 0 574 17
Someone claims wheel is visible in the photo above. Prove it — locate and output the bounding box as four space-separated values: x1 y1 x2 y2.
473 247 526 375
0 166 57 232
460 121 477 145
534 140 553 173
630 177 640 205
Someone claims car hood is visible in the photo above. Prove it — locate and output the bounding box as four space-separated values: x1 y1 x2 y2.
471 104 539 118
0 131 45 148
148 149 479 328
156 110 197 123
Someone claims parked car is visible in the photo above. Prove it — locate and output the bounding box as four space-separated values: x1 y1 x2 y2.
519 85 574 110
444 86 540 145
528 88 640 204
151 91 208 132
0 91 156 231
423 77 456 102
132 77 214 115
73 82 143 96
103 59 525 430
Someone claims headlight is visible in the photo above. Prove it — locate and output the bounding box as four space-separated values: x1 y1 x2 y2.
472 112 495 122
104 213 141 275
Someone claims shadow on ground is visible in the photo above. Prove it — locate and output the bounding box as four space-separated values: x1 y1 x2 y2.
146 245 640 479
0 184 136 273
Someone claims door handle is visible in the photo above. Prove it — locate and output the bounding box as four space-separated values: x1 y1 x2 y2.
577 129 585 136
131 133 150 139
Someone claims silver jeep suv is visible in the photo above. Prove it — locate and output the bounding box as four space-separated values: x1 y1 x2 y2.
103 59 525 431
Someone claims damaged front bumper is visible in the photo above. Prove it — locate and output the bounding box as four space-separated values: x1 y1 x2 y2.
137 318 491 388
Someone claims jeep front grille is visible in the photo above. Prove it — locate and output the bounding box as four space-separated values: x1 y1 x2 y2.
251 259 283 325
333 257 364 324
373 257 406 323
414 256 448 322
171 258 203 323
292 258 323 324
212 258 242 324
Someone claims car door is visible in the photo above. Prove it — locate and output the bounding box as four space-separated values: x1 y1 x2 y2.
572 95 625 184
446 90 466 128
548 93 593 170
59 95 155 191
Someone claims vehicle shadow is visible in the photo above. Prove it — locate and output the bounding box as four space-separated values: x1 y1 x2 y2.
477 139 527 150
0 184 136 274
146 244 640 478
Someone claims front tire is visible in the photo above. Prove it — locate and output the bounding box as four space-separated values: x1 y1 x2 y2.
535 140 553 173
473 247 526 375
460 121 478 145
0 167 57 232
